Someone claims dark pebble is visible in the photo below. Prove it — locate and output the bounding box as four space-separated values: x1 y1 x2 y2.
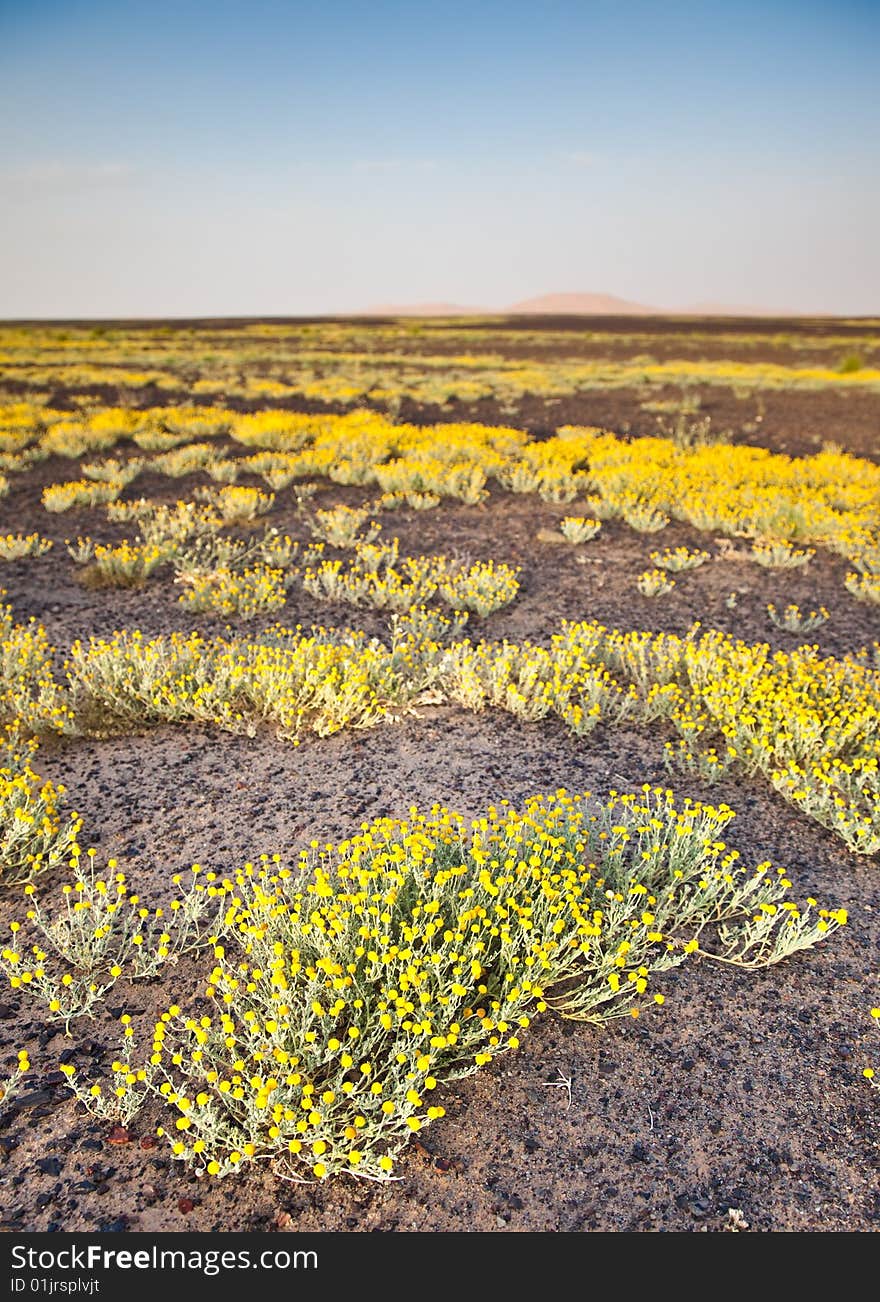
12 1090 53 1109
99 1217 128 1232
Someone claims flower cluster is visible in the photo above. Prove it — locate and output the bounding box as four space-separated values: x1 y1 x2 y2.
307 505 382 549
0 723 81 886
200 486 275 524
767 603 829 633
0 534 53 561
559 517 602 544
1 853 228 1026
80 541 174 589
177 565 288 620
636 569 676 597
0 1049 30 1114
42 479 123 512
650 546 710 572
751 540 814 569
303 540 520 619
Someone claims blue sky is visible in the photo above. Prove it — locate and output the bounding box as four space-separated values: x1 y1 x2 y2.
1 0 877 316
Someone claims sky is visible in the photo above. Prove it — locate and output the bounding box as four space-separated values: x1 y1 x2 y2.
0 0 878 318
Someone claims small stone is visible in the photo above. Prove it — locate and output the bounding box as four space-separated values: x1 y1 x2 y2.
13 1090 53 1110
99 1216 128 1232
433 1155 463 1174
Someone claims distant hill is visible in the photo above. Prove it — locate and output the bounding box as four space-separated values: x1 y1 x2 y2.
506 291 659 315
356 292 799 318
360 302 490 316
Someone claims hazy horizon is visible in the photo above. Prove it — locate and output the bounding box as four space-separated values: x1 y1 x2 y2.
1 0 878 319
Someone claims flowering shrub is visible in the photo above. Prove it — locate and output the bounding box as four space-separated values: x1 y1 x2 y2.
42 480 123 512
73 786 844 1181
439 560 521 617
81 456 144 486
636 569 675 597
81 541 173 588
651 547 710 572
767 603 829 633
303 542 519 619
0 596 72 734
0 854 228 1026
202 486 275 524
153 443 218 478
0 1050 30 1114
0 724 81 885
560 517 602 544
751 540 814 569
623 502 670 533
177 565 288 620
113 499 222 546
846 573 880 605
0 534 53 561
307 505 381 548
